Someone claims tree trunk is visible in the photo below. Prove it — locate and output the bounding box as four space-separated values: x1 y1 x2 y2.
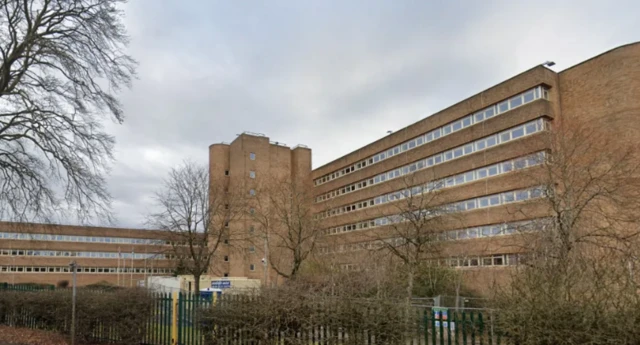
194 274 200 295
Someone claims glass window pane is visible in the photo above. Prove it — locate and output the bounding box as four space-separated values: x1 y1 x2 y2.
462 116 472 127
479 197 490 207
498 101 509 113
516 190 529 201
445 151 453 161
452 121 462 131
488 165 499 176
512 126 525 139
503 192 515 203
464 171 474 182
463 144 474 155
426 132 433 142
525 122 537 134
514 158 527 169
466 200 476 210
474 111 485 122
523 90 535 103
454 148 463 158
434 155 442 164
477 168 488 179
433 130 441 139
409 140 416 149
510 96 523 108
485 107 495 118
489 195 501 206
502 161 513 173
476 140 486 150
455 174 465 185
486 135 497 147
416 137 423 145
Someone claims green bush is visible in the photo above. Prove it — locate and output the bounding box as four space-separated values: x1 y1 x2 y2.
0 288 154 345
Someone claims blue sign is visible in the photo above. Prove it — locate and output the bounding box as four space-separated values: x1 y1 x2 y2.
211 280 231 289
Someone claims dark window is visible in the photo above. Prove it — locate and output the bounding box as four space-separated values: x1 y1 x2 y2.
224 170 229 176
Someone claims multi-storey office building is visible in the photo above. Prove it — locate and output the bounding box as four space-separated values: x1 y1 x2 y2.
0 222 174 286
212 42 640 291
208 133 312 284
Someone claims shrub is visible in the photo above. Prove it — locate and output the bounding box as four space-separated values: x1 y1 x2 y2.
199 283 413 345
0 288 154 345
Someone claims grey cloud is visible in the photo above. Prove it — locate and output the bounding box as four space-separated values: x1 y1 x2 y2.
96 0 640 227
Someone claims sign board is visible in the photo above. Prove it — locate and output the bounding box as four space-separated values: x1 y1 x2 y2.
211 280 231 289
434 307 454 329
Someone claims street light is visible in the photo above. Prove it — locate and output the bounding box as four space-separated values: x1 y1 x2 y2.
69 261 79 345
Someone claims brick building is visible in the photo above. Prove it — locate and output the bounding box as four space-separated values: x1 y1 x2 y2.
2 42 639 290
0 222 173 287
210 42 640 291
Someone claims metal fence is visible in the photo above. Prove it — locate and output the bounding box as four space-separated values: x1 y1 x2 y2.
0 285 504 345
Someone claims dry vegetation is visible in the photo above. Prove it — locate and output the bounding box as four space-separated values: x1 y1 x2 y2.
0 288 154 345
493 122 640 344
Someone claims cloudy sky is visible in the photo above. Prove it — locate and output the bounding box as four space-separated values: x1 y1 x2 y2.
107 0 639 228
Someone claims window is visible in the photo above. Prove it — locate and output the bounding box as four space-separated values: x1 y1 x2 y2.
249 264 255 271
249 246 255 253
249 226 255 234
224 255 229 262
225 170 229 176
250 208 255 214
498 101 509 113
224 239 229 245
223 273 229 277
224 221 229 228
250 152 256 160
249 189 256 196
249 171 256 179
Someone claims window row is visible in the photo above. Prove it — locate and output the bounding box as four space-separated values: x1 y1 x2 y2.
324 186 546 235
0 249 165 260
314 86 549 186
317 219 548 254
337 253 521 272
317 151 546 219
0 266 173 274
0 232 168 245
444 253 520 268
316 118 548 203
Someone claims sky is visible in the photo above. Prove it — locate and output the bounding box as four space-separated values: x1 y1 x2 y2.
106 0 640 228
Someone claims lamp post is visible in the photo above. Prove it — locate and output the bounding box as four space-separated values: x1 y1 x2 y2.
69 261 79 345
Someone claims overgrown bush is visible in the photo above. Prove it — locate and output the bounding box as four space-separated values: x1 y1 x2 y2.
200 282 414 345
0 288 154 345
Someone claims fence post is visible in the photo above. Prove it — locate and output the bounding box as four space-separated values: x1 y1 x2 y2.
171 292 178 345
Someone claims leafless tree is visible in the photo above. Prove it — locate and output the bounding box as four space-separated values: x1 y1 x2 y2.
359 173 457 310
148 161 245 293
251 177 321 281
0 0 136 223
494 121 640 344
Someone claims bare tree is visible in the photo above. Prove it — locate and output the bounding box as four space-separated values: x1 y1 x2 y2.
148 161 245 293
251 177 321 281
360 173 456 310
494 122 640 344
0 0 136 222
